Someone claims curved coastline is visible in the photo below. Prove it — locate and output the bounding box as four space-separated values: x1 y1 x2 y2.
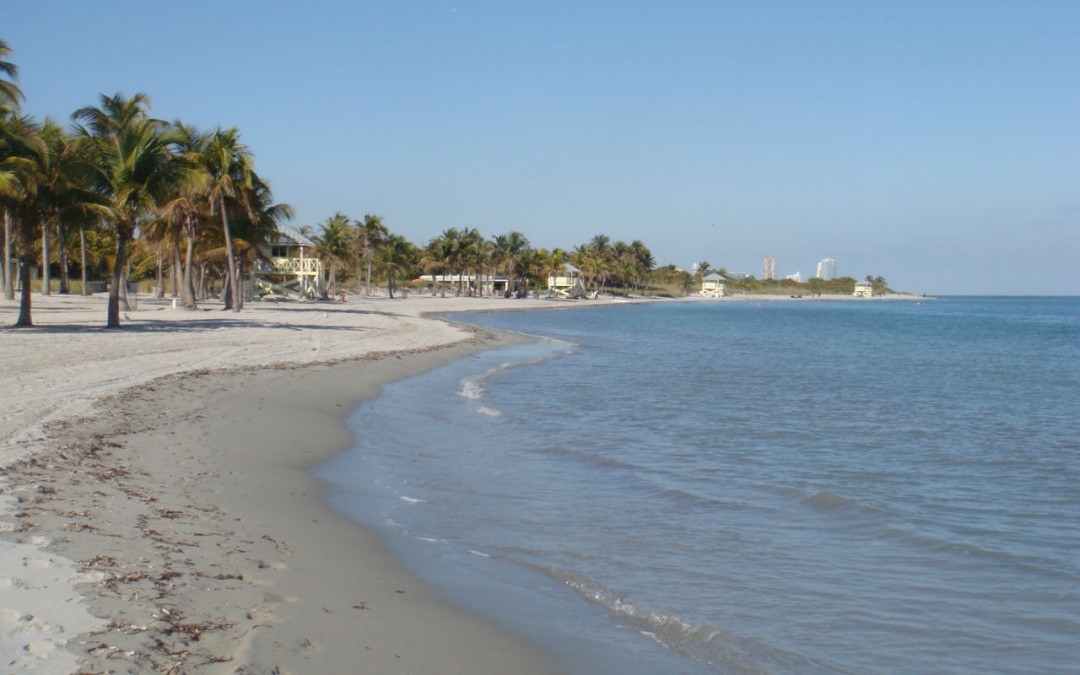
0 294 569 674
0 290 928 672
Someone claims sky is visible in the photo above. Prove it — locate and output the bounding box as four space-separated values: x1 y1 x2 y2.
7 0 1079 294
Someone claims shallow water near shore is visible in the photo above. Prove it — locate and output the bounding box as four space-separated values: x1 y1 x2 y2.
318 297 1080 674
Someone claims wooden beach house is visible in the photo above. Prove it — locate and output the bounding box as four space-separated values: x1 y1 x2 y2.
548 263 586 298
700 273 726 297
252 229 324 300
853 281 873 298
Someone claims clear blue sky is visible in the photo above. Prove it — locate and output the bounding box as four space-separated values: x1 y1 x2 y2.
8 1 1079 294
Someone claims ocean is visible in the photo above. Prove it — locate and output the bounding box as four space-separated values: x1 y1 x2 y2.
315 296 1080 674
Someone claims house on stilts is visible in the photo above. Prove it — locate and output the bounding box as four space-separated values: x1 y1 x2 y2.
548 263 587 298
252 229 324 300
700 273 727 297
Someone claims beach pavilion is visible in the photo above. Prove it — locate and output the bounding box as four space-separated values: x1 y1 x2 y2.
700 273 726 297
548 263 586 298
251 228 324 300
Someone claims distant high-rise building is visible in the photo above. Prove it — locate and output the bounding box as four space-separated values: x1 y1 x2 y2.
816 258 836 280
763 257 776 280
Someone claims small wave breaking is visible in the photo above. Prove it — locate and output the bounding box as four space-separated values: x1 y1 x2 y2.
542 566 788 673
456 340 573 403
805 491 857 511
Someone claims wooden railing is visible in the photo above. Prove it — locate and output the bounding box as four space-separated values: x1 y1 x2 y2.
257 257 321 274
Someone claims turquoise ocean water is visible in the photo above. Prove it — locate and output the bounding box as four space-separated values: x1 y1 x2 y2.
316 297 1080 674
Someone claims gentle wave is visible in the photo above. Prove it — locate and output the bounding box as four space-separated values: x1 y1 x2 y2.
543 565 812 674
804 490 858 511
457 339 573 403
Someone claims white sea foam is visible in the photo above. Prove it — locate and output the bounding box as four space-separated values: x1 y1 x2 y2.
456 340 573 403
476 406 503 417
399 495 428 504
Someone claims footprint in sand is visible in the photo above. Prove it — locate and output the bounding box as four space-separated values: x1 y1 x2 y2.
256 559 287 570
263 591 298 604
22 556 55 570
0 607 25 623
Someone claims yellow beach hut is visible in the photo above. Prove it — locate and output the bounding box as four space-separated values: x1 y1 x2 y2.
853 281 873 298
252 229 324 300
548 263 587 298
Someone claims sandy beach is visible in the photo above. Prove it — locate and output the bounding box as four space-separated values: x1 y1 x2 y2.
0 289 925 673
1 292 588 674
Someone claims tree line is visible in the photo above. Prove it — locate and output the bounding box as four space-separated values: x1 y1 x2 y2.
2 38 894 328
1 39 295 327
0 38 664 322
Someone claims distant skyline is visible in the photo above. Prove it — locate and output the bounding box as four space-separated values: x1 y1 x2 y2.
7 1 1078 295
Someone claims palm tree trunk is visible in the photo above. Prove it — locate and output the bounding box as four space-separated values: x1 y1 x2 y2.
221 272 232 308
236 258 245 310
155 251 165 299
16 248 33 326
181 229 197 308
79 225 88 296
170 245 181 298
220 196 241 313
57 222 70 294
3 210 13 300
107 233 128 328
41 223 51 296
119 265 131 312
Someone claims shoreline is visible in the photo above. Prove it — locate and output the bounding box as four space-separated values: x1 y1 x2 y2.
1 294 566 674
0 290 926 673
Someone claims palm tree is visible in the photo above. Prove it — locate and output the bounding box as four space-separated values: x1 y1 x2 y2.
72 92 193 328
355 214 386 295
457 227 486 296
1 39 27 301
34 121 100 297
155 122 211 307
202 127 254 312
375 233 414 298
420 233 455 297
491 230 530 297
315 212 352 298
1 113 44 324
627 240 654 295
223 172 292 299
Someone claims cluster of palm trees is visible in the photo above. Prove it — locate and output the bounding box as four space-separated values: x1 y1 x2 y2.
3 37 670 327
1 40 291 327
306 215 658 301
